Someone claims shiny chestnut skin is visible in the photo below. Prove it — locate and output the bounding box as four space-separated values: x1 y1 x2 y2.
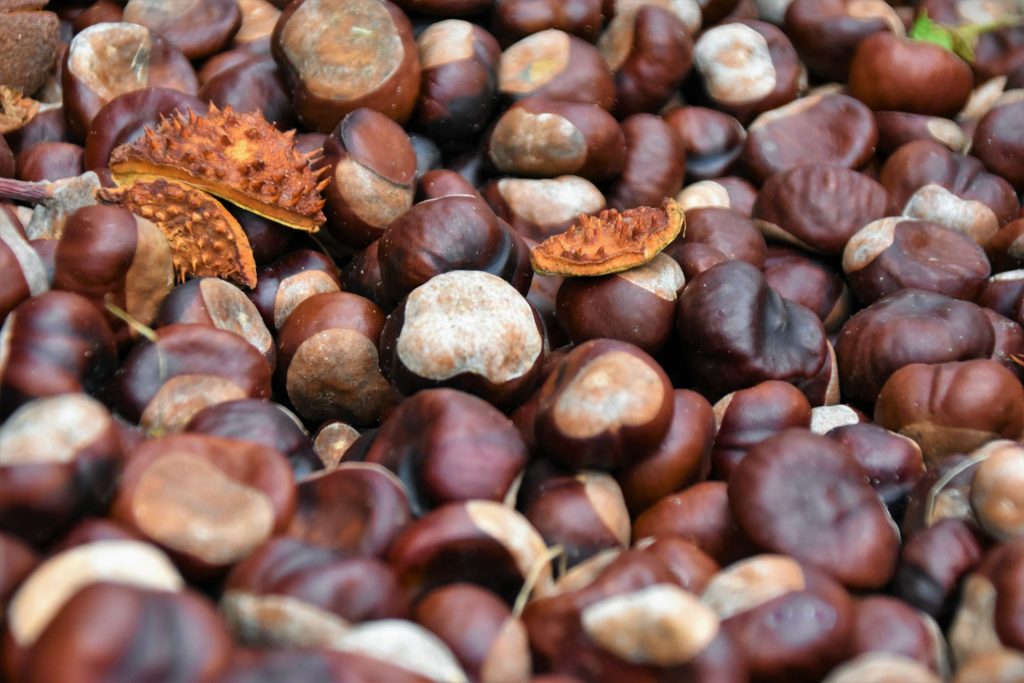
826 423 925 514
533 339 674 471
849 32 973 117
843 217 992 304
0 532 36 614
973 93 1024 191
379 270 546 408
599 4 693 118
667 208 766 275
15 141 83 182
875 360 1024 463
675 260 828 401
498 29 615 110
730 429 900 589
247 249 342 331
184 399 319 478
743 91 879 184
492 0 602 44
22 583 232 683
879 140 1018 243
0 394 124 546
556 254 684 354
272 0 421 132
286 463 411 556
762 246 852 334
340 240 394 311
785 0 904 81
615 389 715 516
710 380 812 482
753 164 895 256
196 54 295 130
986 220 1024 273
416 169 480 202
275 291 391 426
62 22 198 138
378 195 532 304
110 433 295 578
322 107 417 250
0 207 48 323
850 596 948 675
113 323 272 435
122 0 242 60
519 468 630 567
970 441 1024 542
835 288 995 409
415 20 501 145
3 108 67 158
486 97 626 181
222 537 409 648
362 388 527 512
676 176 758 217
663 106 745 181
895 518 985 621
414 583 531 683
607 113 686 211
485 175 607 242
875 111 969 156
218 648 434 683
388 500 552 602
701 555 857 683
82 87 207 171
0 291 117 419
691 19 802 124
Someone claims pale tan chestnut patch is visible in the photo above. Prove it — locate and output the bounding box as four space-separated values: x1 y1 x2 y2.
132 452 275 564
418 19 476 70
618 253 685 301
0 394 110 465
467 500 553 596
701 554 806 619
842 217 902 274
334 620 469 683
488 109 587 176
199 278 274 357
498 176 606 230
124 216 174 329
313 422 361 469
273 270 340 330
694 24 776 105
141 374 248 435
500 30 572 95
67 23 151 103
676 180 730 212
333 156 414 229
221 591 351 648
902 184 999 246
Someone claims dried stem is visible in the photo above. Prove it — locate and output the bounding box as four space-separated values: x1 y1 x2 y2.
0 177 54 203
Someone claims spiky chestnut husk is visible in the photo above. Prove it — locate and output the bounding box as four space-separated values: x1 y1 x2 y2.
101 178 257 288
530 198 685 276
107 104 328 231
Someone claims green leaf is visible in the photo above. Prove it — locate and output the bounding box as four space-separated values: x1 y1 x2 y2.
909 12 955 51
909 9 1024 64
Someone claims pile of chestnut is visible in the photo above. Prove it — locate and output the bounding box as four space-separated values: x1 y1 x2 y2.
1 0 1024 681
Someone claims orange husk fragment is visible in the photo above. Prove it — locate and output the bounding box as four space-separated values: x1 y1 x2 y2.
107 104 328 231
101 178 257 288
530 198 685 276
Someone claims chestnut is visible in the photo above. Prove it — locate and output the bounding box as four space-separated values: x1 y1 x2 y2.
969 440 1024 541
762 246 852 334
752 164 894 256
614 388 715 515
491 0 604 44
379 270 546 408
606 113 685 212
122 0 242 60
416 169 480 202
485 175 606 241
110 433 295 578
286 463 411 557
834 288 995 409
340 240 394 311
15 141 83 183
843 217 991 304
311 421 362 469
533 339 674 471
675 260 828 401
233 0 280 49
894 518 984 620
710 380 812 481
986 221 1024 273
743 90 878 184
875 112 969 156
222 536 409 648
377 194 532 303
826 422 925 514
272 0 420 132
691 19 802 123
362 388 527 512
486 97 626 181
822 654 942 683
22 583 232 683
0 290 117 419
415 19 501 145
662 106 745 181
0 207 48 323
275 291 392 425
556 253 684 354
247 249 342 331
874 360 1024 463
62 22 198 137
498 29 615 110
414 584 532 683
388 500 553 602
849 32 974 116
113 323 272 435
184 399 320 478
322 107 416 250
670 206 766 271
674 178 757 216
972 92 1024 191
196 55 295 130
598 4 694 117
849 596 949 676
949 540 1024 667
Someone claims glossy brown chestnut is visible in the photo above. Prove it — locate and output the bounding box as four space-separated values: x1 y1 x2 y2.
196 54 295 130
485 175 607 241
110 433 295 577
972 93 1024 191
122 0 242 60
663 106 745 181
894 518 985 620
275 290 390 425
498 29 615 110
0 207 48 323
246 249 342 332
970 441 1024 541
15 141 83 183
272 0 421 132
492 0 603 44
322 107 417 250
607 113 686 212
826 422 925 513
762 246 852 334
